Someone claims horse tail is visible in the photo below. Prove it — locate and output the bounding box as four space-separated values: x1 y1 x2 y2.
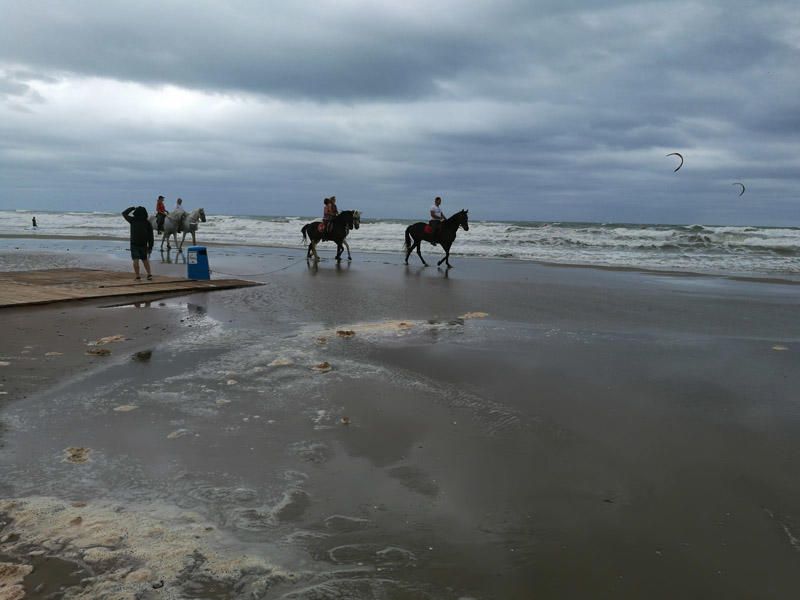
301 224 309 243
404 225 412 251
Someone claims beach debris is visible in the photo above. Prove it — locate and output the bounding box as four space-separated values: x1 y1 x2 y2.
340 416 351 425
45 351 63 357
336 330 356 337
63 447 91 464
86 348 111 356
316 336 328 345
152 579 165 589
167 429 190 439
459 311 489 319
269 357 294 367
732 182 746 196
0 361 10 367
215 398 231 406
88 334 127 346
666 152 684 172
312 361 332 373
113 405 138 412
133 349 153 362
69 516 83 526
772 345 789 351
226 379 238 385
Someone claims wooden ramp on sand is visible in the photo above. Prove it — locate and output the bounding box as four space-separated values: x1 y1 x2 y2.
0 268 262 308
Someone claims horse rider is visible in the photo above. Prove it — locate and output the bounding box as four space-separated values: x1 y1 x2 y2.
324 196 339 234
429 196 446 245
169 197 187 233
322 198 331 233
155 195 168 233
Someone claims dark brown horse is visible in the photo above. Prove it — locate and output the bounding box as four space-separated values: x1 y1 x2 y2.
301 210 361 262
404 209 469 268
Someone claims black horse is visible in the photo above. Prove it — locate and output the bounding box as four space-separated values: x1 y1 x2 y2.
301 210 361 262
404 209 469 268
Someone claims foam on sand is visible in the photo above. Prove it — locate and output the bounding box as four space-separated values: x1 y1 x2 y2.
459 311 489 319
0 562 32 600
0 496 290 599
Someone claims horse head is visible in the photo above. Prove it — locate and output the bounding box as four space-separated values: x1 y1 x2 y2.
458 209 469 231
337 210 359 230
198 208 206 223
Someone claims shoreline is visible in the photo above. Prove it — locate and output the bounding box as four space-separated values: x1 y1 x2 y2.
2 233 798 285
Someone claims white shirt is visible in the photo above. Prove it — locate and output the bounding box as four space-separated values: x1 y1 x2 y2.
430 204 444 220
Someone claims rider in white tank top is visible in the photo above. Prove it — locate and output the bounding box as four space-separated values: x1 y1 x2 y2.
429 196 445 244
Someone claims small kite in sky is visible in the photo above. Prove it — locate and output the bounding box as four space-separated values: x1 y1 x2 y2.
666 152 684 172
732 182 746 196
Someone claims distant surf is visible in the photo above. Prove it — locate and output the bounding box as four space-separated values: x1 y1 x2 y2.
0 211 797 276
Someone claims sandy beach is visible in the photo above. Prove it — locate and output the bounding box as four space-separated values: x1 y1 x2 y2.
0 238 798 599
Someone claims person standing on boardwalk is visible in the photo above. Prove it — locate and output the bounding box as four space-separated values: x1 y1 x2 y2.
122 206 154 280
155 195 168 233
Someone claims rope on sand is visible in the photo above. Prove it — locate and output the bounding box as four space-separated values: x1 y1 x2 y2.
210 259 304 278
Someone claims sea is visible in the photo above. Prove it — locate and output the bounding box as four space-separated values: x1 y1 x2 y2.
1 210 798 278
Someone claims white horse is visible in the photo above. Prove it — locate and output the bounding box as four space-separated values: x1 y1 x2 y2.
149 208 207 251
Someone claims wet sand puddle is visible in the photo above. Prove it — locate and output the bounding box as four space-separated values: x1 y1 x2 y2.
0 311 526 598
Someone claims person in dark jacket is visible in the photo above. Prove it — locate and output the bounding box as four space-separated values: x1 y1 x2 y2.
122 206 154 280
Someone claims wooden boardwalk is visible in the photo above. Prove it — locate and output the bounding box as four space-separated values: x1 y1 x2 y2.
0 268 261 308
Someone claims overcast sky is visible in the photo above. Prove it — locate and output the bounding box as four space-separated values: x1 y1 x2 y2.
1 0 798 224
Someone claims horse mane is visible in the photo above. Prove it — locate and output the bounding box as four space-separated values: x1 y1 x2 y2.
333 210 355 222
445 209 467 224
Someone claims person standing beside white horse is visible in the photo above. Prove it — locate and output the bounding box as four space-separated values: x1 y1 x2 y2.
149 200 206 251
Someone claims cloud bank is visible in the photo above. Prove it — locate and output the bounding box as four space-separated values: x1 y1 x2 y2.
1 0 798 224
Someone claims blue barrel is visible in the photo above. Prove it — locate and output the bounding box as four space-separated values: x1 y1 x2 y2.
187 246 210 280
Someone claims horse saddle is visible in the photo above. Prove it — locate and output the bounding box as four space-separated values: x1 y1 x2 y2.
424 224 434 235
317 223 326 233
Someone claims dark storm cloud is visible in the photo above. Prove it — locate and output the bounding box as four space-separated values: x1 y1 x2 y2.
0 0 798 223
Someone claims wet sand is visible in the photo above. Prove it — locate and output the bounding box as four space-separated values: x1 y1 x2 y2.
0 239 798 599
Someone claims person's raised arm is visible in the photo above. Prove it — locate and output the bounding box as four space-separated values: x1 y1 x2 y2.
122 206 135 223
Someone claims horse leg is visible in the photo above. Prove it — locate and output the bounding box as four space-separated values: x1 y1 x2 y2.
311 241 320 261
344 240 351 260
438 242 453 268
416 242 428 266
